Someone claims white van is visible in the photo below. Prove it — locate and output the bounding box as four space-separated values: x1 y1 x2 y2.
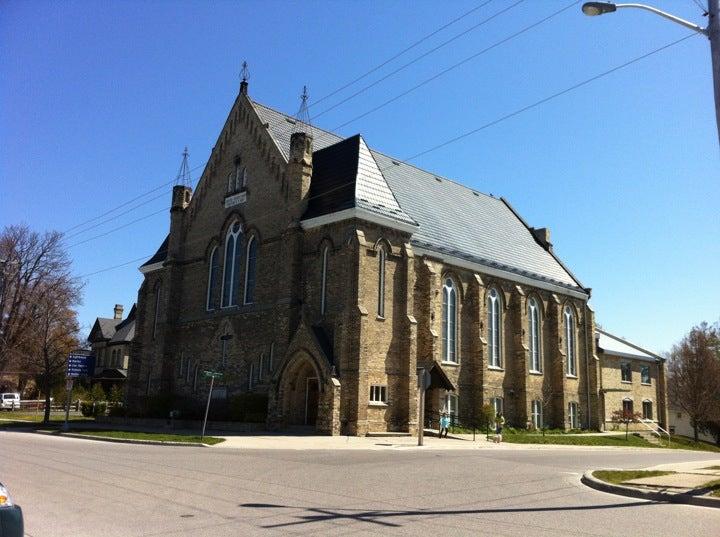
0 393 20 410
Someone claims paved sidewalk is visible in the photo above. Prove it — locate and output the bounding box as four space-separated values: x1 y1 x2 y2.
582 459 720 508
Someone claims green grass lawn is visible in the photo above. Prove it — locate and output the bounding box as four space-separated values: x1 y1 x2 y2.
593 470 675 485
657 436 720 453
69 429 225 445
703 466 720 470
501 432 720 452
503 433 659 448
0 412 92 426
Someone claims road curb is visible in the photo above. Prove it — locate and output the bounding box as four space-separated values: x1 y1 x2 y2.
33 429 211 448
581 470 720 508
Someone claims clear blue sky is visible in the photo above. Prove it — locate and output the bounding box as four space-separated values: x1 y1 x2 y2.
2 0 718 354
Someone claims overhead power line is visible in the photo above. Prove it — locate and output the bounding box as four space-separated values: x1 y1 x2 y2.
311 0 522 121
331 0 581 132
308 0 496 109
61 161 206 235
400 32 699 163
59 3 507 239
74 32 697 280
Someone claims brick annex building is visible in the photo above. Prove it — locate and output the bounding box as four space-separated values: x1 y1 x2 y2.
126 81 667 435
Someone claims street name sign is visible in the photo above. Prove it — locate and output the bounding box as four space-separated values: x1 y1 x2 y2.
66 353 95 378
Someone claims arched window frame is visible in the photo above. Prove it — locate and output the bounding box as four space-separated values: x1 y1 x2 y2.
441 277 458 364
487 288 502 368
221 222 243 307
320 246 329 316
564 305 577 376
528 297 542 373
377 245 386 318
243 235 258 305
206 245 219 311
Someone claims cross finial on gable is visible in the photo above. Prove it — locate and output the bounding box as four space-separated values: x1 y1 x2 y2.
240 61 250 95
293 85 312 135
174 147 191 187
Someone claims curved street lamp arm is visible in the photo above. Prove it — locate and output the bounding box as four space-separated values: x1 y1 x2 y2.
615 3 708 35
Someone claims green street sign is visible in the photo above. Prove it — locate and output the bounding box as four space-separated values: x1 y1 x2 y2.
203 370 223 379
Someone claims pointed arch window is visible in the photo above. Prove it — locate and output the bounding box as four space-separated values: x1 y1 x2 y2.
206 246 220 311
442 277 458 363
228 160 246 193
528 297 542 373
564 306 577 376
320 246 329 316
221 222 243 307
243 235 258 305
487 288 502 368
377 245 386 318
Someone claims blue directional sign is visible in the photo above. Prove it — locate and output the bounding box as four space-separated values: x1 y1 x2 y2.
66 353 95 378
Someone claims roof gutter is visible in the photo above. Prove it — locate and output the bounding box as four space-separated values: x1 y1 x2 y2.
413 246 589 300
139 261 164 274
300 207 419 234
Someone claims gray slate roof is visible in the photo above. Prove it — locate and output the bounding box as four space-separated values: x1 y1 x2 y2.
253 101 585 293
109 304 136 344
91 318 122 341
304 134 416 227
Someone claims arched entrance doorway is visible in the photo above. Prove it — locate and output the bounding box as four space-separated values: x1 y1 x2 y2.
278 352 322 427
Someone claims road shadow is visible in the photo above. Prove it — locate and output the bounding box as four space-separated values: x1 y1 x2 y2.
240 499 662 529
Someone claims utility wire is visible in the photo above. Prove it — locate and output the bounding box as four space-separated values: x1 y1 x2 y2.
311 0 522 121
67 207 169 249
74 32 697 279
58 2 515 236
331 0 581 132
308 0 496 109
64 191 170 241
61 162 206 235
399 32 699 163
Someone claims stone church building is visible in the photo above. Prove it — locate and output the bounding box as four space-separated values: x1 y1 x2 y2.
126 80 667 435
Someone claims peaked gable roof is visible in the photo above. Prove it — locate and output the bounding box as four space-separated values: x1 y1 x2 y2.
252 100 586 295
89 318 122 342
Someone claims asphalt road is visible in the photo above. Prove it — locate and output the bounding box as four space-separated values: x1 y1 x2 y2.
3 431 720 537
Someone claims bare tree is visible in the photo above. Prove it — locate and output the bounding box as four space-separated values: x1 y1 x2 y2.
0 225 78 375
20 284 82 423
668 323 720 442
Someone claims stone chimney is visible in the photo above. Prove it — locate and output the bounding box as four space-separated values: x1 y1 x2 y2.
531 227 552 251
168 185 192 260
287 131 313 215
113 304 124 320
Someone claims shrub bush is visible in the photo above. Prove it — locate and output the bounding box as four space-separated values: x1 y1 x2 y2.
80 401 107 417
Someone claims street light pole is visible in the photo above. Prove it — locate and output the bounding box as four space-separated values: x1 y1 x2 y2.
709 1 720 147
582 1 720 146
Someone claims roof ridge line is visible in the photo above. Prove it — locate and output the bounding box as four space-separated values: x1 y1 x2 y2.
251 99 496 201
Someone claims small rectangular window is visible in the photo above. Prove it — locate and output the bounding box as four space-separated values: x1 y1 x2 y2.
369 385 387 404
531 400 543 429
568 402 579 429
642 400 653 420
444 394 458 418
258 354 264 380
269 343 274 372
248 363 254 390
641 365 650 384
621 362 632 382
623 399 634 414
492 397 503 417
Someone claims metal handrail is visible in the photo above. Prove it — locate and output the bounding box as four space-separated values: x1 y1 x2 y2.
638 418 671 444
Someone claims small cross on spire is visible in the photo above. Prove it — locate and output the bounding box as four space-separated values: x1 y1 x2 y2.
240 61 250 95
174 147 191 187
294 85 312 134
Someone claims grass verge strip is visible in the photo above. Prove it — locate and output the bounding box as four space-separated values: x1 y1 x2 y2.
71 430 225 445
593 470 674 485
